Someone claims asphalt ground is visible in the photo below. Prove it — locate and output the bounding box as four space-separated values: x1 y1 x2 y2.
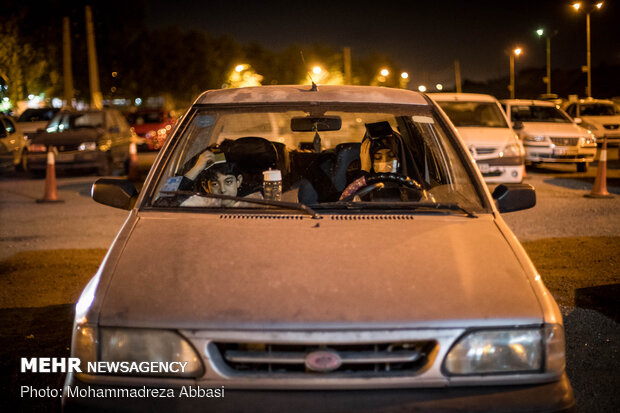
0 148 619 412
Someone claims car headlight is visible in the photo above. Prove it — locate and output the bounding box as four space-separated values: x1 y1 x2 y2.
78 141 97 151
583 135 597 145
499 142 523 158
99 328 204 377
522 134 548 143
444 325 565 375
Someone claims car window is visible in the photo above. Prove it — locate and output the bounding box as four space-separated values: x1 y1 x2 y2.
510 105 571 123
47 112 104 132
17 108 58 122
580 104 618 116
149 104 485 212
127 112 164 124
436 101 508 128
3 117 16 133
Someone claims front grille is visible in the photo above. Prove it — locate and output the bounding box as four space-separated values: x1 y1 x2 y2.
539 153 588 159
214 341 435 377
603 124 619 130
474 147 496 155
550 137 579 146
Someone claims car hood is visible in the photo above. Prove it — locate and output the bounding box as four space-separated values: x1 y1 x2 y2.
98 213 542 329
580 115 620 123
30 129 103 145
521 122 587 137
455 127 516 148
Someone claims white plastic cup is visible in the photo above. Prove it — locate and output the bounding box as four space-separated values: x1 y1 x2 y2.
263 169 282 201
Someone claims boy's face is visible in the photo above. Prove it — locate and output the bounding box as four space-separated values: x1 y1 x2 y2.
208 172 243 206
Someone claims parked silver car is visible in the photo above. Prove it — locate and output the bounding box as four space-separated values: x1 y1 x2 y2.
63 85 573 412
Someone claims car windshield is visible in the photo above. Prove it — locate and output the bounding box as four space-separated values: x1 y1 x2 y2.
510 105 571 123
46 112 104 132
580 104 618 116
127 112 164 124
436 101 508 128
17 108 58 122
149 104 485 213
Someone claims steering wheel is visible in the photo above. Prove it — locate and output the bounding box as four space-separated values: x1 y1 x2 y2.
341 173 426 202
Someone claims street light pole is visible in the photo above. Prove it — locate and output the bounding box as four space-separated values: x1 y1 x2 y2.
509 53 515 99
509 48 521 99
573 1 603 98
545 36 551 95
586 11 591 97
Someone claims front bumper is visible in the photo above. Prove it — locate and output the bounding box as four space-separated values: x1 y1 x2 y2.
524 144 596 163
26 151 103 171
62 373 575 413
474 156 524 183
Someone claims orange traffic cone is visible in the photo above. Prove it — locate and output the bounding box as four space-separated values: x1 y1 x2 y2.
37 146 64 203
585 137 613 198
127 141 141 182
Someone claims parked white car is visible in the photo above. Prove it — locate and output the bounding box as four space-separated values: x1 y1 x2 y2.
563 98 620 146
428 93 524 183
501 100 596 172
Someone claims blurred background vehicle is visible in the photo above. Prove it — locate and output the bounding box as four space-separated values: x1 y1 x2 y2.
15 107 60 136
502 99 596 172
23 108 136 176
428 93 525 183
125 109 178 151
563 98 620 146
0 114 27 172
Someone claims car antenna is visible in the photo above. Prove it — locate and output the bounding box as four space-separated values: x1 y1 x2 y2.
300 51 318 91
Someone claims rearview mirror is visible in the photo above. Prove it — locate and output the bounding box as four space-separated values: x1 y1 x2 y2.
92 178 138 210
291 116 341 132
492 183 536 213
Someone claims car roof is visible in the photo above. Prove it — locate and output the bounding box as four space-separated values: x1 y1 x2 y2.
574 98 615 105
500 99 555 107
426 93 499 103
195 85 429 106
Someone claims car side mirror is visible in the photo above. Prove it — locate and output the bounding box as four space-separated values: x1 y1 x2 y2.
573 117 582 124
492 183 536 213
92 178 138 210
512 120 523 130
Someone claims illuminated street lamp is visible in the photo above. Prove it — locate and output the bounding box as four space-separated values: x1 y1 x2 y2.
399 72 410 89
380 68 389 77
572 1 604 97
436 84 443 91
418 85 427 92
509 47 522 99
235 64 246 73
312 66 322 75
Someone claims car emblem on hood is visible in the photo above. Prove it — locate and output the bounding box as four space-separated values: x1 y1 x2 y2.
305 350 342 372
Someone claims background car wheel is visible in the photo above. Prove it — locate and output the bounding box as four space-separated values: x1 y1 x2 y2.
97 154 113 176
577 162 587 173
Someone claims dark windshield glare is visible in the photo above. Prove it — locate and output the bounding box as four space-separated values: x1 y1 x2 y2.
510 105 571 123
580 104 618 116
437 102 508 128
150 105 485 213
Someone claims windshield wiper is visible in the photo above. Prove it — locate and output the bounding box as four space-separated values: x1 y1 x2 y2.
159 190 321 219
313 201 478 218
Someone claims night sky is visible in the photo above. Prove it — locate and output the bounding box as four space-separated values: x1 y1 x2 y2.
145 0 620 87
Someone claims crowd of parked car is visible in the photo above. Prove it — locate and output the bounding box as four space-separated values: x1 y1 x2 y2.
1 94 619 181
